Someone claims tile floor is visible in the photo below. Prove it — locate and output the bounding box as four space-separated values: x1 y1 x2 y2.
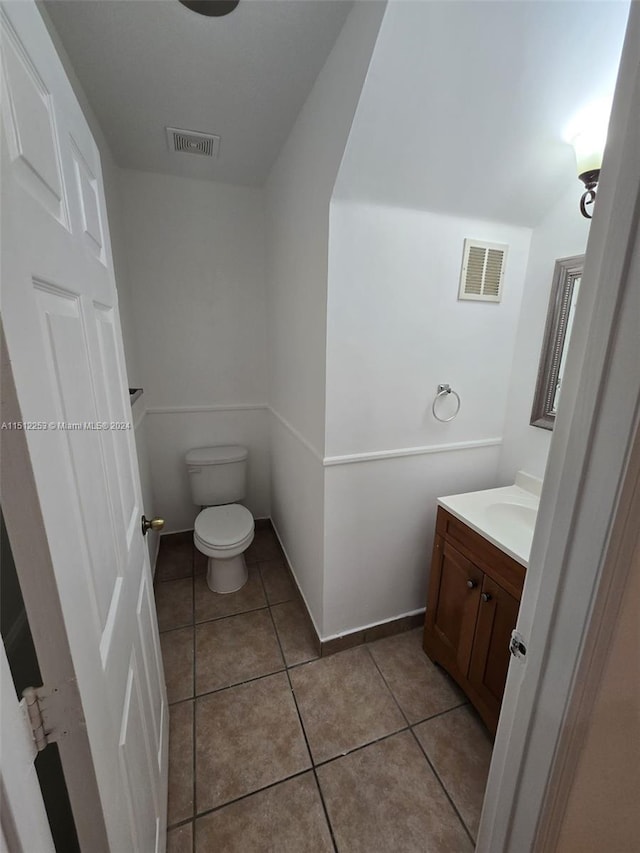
155 525 493 853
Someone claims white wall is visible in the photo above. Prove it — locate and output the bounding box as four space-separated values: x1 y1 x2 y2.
265 2 386 630
498 185 590 483
266 1 386 451
269 413 325 634
332 1 629 227
326 201 532 455
119 170 267 408
321 199 532 636
323 447 501 637
118 169 270 532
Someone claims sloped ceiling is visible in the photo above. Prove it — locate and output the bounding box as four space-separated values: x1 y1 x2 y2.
334 1 630 227
44 0 353 185
45 0 630 227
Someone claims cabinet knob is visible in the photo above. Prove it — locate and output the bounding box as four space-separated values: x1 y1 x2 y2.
481 592 492 603
466 579 477 589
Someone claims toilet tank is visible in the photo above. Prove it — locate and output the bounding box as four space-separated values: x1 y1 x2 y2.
185 445 248 507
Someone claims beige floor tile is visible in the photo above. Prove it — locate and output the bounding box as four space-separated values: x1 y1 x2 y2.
195 672 311 812
155 577 194 632
414 705 493 840
195 609 284 694
272 600 318 666
259 559 296 604
166 822 192 853
245 528 283 564
317 731 473 853
194 566 266 623
290 646 405 763
369 628 466 723
168 701 193 826
194 772 333 853
155 532 193 582
160 626 194 704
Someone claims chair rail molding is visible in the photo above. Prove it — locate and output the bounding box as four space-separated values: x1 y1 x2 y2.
323 437 502 467
146 403 269 414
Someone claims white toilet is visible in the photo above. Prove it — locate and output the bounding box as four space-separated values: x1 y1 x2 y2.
185 445 255 594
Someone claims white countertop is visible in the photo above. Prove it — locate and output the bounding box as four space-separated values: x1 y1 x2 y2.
438 471 541 568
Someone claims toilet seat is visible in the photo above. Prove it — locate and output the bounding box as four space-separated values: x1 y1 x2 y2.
194 504 254 552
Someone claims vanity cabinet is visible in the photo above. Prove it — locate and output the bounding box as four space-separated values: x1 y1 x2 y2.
423 507 524 734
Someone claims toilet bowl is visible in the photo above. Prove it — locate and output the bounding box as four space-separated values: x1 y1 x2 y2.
193 504 254 593
185 445 254 594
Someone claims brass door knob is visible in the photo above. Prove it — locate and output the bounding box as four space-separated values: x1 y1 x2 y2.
141 515 165 536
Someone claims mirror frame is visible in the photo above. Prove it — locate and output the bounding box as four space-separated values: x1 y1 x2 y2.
530 254 584 430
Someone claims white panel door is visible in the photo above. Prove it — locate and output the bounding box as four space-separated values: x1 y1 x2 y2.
0 3 168 851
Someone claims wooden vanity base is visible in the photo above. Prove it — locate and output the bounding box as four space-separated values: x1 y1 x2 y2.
423 507 525 734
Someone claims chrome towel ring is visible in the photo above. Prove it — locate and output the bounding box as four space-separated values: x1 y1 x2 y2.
432 383 461 422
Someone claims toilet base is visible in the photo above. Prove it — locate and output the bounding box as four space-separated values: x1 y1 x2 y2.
206 553 248 594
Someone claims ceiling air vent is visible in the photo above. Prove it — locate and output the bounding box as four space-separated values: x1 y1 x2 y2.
458 239 508 302
166 127 220 158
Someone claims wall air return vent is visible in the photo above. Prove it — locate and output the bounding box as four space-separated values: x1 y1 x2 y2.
458 239 508 302
166 127 220 158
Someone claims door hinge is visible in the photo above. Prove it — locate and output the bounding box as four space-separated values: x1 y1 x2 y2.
509 630 527 659
21 685 65 752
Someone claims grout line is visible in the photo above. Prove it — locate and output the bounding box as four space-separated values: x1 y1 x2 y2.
168 694 196 709
159 620 195 637
193 666 288 701
366 644 476 845
283 653 320 671
408 700 470 728
284 675 339 853
264 593 339 853
309 771 339 853
166 816 194 832
410 727 476 847
154 570 194 586
312 725 412 771
189 768 313 824
364 644 412 728
193 602 270 628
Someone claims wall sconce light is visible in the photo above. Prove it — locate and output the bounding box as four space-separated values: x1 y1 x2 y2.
567 100 610 220
571 129 604 219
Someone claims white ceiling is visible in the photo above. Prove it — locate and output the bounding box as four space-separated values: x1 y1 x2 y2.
46 0 630 226
45 0 353 185
334 1 630 227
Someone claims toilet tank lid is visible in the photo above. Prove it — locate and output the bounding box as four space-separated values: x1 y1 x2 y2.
185 445 248 466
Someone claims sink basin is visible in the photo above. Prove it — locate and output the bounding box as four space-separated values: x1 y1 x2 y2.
437 472 542 567
485 502 537 533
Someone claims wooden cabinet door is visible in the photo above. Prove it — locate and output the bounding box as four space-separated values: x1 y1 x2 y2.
424 538 483 677
468 574 520 727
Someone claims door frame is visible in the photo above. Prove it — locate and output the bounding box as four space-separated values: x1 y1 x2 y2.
0 327 110 852
477 4 640 849
536 411 640 848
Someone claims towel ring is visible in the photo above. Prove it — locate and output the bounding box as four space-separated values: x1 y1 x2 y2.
432 384 461 422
